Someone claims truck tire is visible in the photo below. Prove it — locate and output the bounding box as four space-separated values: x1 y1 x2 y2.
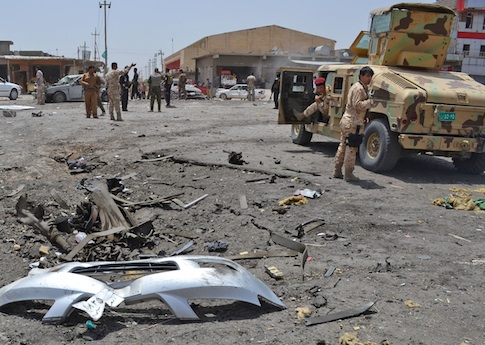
359 119 401 172
291 124 313 145
452 153 485 174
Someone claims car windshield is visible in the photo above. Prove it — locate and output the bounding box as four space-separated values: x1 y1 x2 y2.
0 77 6 83
56 76 78 85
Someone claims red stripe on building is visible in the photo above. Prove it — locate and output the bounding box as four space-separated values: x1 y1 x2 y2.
457 31 485 39
165 60 180 70
457 0 464 12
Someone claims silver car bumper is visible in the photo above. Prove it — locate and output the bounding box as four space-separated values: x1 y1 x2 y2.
0 256 285 323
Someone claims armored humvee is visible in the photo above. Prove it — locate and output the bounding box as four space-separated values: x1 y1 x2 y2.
278 3 485 174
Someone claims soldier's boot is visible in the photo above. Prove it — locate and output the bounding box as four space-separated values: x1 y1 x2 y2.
344 168 359 182
333 164 343 179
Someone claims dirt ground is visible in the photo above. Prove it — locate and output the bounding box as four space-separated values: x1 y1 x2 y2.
0 93 485 345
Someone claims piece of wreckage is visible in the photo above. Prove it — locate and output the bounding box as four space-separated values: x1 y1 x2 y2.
14 177 204 262
0 256 285 324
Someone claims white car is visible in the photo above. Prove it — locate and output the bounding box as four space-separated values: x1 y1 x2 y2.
0 77 21 100
215 84 265 100
170 78 206 99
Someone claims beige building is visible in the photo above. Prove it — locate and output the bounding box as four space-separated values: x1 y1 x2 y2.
164 25 336 88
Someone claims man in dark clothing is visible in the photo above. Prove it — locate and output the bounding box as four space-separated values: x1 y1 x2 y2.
130 68 139 100
119 68 130 111
271 77 280 109
163 68 173 107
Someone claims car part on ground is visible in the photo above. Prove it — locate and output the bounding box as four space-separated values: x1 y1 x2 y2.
0 256 285 323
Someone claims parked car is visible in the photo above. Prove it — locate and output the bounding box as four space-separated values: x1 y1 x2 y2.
45 75 83 103
45 75 108 103
215 84 265 100
170 78 206 99
0 77 21 100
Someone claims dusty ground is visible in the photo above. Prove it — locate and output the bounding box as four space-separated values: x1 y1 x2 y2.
0 93 485 345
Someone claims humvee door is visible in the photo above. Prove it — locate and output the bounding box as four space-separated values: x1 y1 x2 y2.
278 68 314 124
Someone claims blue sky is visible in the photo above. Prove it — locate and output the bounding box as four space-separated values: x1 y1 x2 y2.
3 0 437 78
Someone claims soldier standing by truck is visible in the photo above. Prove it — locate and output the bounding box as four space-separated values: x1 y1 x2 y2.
333 66 374 182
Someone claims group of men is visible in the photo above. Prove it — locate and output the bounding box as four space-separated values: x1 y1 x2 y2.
38 61 373 181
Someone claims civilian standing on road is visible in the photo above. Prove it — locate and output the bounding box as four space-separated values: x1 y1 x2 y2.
119 68 131 111
163 68 173 107
131 68 139 100
178 69 187 100
206 78 212 99
35 66 45 105
333 66 374 182
97 71 106 115
148 68 162 112
270 77 280 109
80 65 102 118
104 62 136 121
246 72 256 101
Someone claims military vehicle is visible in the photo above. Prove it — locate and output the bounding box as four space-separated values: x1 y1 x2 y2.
278 3 485 174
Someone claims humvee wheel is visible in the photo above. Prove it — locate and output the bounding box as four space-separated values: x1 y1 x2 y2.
291 124 313 145
359 119 400 172
452 153 485 174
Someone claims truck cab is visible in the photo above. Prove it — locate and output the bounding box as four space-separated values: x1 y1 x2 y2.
279 2 485 174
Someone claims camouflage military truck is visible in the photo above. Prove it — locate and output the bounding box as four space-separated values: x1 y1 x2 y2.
278 3 485 174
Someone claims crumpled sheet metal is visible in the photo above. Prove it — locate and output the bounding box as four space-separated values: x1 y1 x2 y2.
0 256 285 323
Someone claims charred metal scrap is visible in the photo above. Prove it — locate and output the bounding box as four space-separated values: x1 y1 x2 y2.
15 179 186 262
0 256 285 324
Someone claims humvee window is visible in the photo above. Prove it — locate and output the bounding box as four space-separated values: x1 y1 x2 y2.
371 13 391 34
291 75 308 93
333 77 343 94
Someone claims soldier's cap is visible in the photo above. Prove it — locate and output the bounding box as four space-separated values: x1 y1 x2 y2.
315 77 325 86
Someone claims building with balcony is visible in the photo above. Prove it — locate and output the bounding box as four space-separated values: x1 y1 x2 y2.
439 0 485 83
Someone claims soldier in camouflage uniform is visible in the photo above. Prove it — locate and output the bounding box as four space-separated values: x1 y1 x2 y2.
178 69 187 100
148 68 162 112
104 62 136 121
80 65 102 118
333 66 374 182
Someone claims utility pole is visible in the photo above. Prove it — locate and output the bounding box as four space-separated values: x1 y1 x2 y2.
82 41 87 71
157 50 164 71
99 0 111 66
92 28 99 62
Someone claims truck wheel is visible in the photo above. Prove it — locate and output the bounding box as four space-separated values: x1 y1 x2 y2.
359 119 401 172
452 153 485 174
291 124 313 145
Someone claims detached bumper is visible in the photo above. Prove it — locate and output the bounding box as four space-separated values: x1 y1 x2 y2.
0 256 285 323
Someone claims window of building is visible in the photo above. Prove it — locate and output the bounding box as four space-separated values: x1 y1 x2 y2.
466 13 473 29
480 45 485 57
483 16 485 30
463 44 470 56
